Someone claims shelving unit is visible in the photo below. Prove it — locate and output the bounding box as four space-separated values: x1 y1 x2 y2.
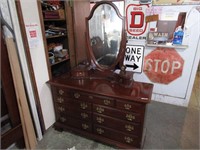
146 43 188 49
46 34 67 39
44 19 66 21
38 0 71 79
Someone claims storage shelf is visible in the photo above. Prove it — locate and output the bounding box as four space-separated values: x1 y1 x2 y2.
51 58 69 66
46 34 67 39
44 19 65 21
146 43 188 49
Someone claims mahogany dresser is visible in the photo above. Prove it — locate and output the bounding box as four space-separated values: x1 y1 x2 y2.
48 71 153 149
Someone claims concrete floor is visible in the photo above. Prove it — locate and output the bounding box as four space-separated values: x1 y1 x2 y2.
11 71 199 149
33 71 200 149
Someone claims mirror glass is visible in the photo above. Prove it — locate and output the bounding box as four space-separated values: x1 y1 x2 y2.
88 3 123 67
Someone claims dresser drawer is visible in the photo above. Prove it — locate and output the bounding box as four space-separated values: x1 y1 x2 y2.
68 109 92 121
70 90 115 107
116 100 145 113
94 125 140 147
68 118 92 132
71 90 89 101
93 114 141 135
93 104 142 123
88 95 115 107
68 100 92 111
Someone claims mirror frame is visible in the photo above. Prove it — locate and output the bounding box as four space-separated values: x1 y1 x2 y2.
85 1 126 71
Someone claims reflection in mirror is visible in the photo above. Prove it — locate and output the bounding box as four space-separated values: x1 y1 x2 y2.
88 3 123 67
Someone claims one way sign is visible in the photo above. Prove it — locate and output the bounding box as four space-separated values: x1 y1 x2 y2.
124 45 144 73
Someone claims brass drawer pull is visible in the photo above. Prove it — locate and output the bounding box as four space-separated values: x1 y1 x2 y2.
124 104 132 110
60 117 66 122
57 97 64 103
58 89 64 95
58 106 65 112
81 112 88 119
125 124 134 131
124 136 133 143
96 116 104 124
96 107 104 113
126 114 135 121
82 123 89 130
74 92 80 99
89 95 93 99
80 103 88 110
103 99 111 105
96 128 104 134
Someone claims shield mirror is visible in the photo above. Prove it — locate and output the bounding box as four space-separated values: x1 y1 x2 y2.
86 1 126 71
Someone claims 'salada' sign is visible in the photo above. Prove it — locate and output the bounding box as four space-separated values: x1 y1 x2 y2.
124 45 144 73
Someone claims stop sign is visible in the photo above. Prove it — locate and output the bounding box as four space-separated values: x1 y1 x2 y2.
143 48 184 84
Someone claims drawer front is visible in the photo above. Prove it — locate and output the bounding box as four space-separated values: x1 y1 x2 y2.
94 125 140 147
116 100 145 113
93 114 141 135
68 109 92 121
93 104 142 123
68 118 92 132
71 91 89 101
71 91 115 107
68 100 92 111
88 95 115 107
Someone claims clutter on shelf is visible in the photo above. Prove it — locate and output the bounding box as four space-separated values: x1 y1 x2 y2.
41 1 65 19
45 25 67 37
48 42 69 65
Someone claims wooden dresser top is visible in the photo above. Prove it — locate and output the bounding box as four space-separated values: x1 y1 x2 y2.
48 70 153 104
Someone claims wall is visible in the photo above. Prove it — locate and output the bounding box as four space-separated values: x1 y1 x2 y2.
1 0 45 140
125 1 200 106
20 0 55 129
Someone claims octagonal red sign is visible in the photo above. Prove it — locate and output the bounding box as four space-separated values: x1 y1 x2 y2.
143 48 184 84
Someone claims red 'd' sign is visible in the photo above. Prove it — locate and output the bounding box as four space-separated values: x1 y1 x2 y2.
126 4 149 36
143 48 184 84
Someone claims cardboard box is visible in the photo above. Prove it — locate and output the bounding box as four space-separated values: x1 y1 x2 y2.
58 9 65 19
43 11 59 19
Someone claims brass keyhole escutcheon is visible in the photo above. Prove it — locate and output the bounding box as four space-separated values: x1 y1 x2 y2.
58 106 65 112
82 123 89 130
57 97 64 103
96 128 104 134
126 114 135 121
96 107 104 113
60 117 66 122
96 116 104 124
81 113 88 119
124 104 132 110
124 136 133 143
74 92 80 99
125 124 134 131
103 99 111 105
80 103 88 109
59 89 64 95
